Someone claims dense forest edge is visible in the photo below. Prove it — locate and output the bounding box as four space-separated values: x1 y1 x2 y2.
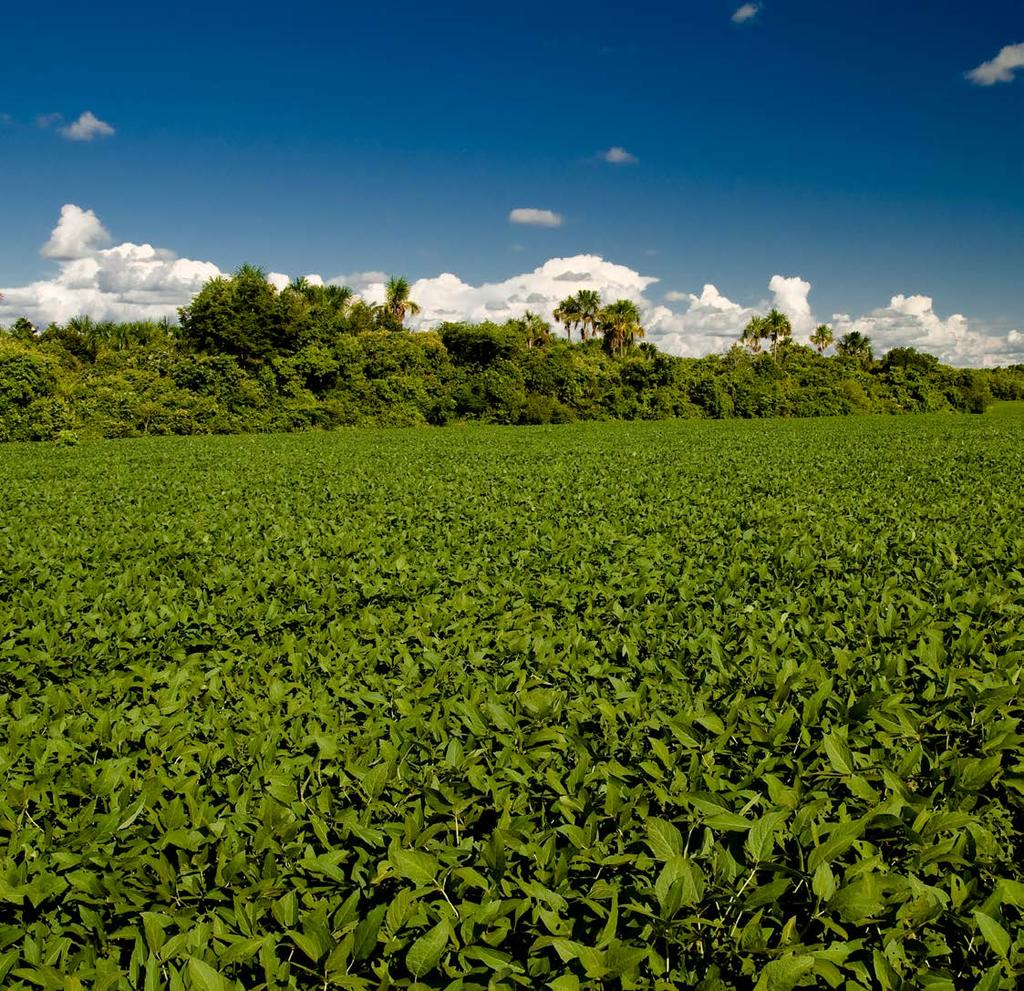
2 266 1023 442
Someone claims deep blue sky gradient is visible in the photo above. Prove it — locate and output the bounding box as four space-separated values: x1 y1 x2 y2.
1 0 1021 322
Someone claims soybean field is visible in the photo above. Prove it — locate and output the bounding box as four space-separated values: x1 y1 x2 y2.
1 411 1023 990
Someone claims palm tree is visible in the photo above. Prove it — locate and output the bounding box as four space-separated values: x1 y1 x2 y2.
763 308 792 357
599 299 644 354
108 323 133 350
554 295 581 341
836 331 874 366
810 324 834 354
383 276 421 327
66 316 103 360
518 311 551 349
235 263 269 284
11 317 36 342
575 290 602 341
285 279 353 312
740 316 766 354
321 284 354 311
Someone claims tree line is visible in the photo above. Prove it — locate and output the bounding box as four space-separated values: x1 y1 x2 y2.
738 307 872 363
1 270 1021 442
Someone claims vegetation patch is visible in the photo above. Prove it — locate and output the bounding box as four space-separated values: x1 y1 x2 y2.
1 413 1022 988
3 269 1022 442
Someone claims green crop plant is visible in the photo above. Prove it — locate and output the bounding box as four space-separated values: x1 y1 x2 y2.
1 412 1022 989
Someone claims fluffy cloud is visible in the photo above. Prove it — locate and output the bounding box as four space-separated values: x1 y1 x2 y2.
60 111 115 141
508 208 563 227
354 256 658 326
36 111 116 140
1 205 221 325
602 147 638 164
966 42 1024 85
42 205 112 259
2 205 1019 367
768 275 814 336
646 284 758 356
731 4 760 24
267 273 327 290
647 279 825 356
831 295 1024 367
347 265 809 359
329 271 388 294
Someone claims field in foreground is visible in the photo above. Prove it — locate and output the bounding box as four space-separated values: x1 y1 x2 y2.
1 414 1023 991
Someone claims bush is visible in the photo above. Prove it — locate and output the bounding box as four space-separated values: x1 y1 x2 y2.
0 339 58 408
520 393 575 424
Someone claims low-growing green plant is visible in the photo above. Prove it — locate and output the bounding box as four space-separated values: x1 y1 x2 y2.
0 412 1022 989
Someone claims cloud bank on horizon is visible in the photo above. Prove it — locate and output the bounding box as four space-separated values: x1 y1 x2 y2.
1 205 1021 368
1 205 219 325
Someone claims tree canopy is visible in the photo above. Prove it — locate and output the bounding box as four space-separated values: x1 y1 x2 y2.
2 266 1018 442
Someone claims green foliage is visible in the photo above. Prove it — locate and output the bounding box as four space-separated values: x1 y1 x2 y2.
809 324 834 355
836 331 874 366
0 338 68 441
178 264 308 365
555 289 603 343
599 299 644 354
440 322 525 366
4 267 1023 440
382 276 422 328
1 413 1023 989
0 338 58 407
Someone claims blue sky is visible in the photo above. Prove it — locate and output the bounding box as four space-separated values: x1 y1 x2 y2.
1 0 1022 360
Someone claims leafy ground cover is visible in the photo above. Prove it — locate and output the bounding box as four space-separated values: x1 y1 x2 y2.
1 412 1023 990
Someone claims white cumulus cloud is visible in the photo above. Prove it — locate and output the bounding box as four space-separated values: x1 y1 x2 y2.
41 205 112 260
3 206 1020 367
354 256 658 327
508 208 563 227
1 205 221 325
328 271 388 293
831 295 1024 367
602 147 638 164
966 42 1024 85
346 268 807 359
732 3 760 24
266 272 328 291
60 111 115 141
656 278 813 354
646 284 758 356
768 274 814 336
